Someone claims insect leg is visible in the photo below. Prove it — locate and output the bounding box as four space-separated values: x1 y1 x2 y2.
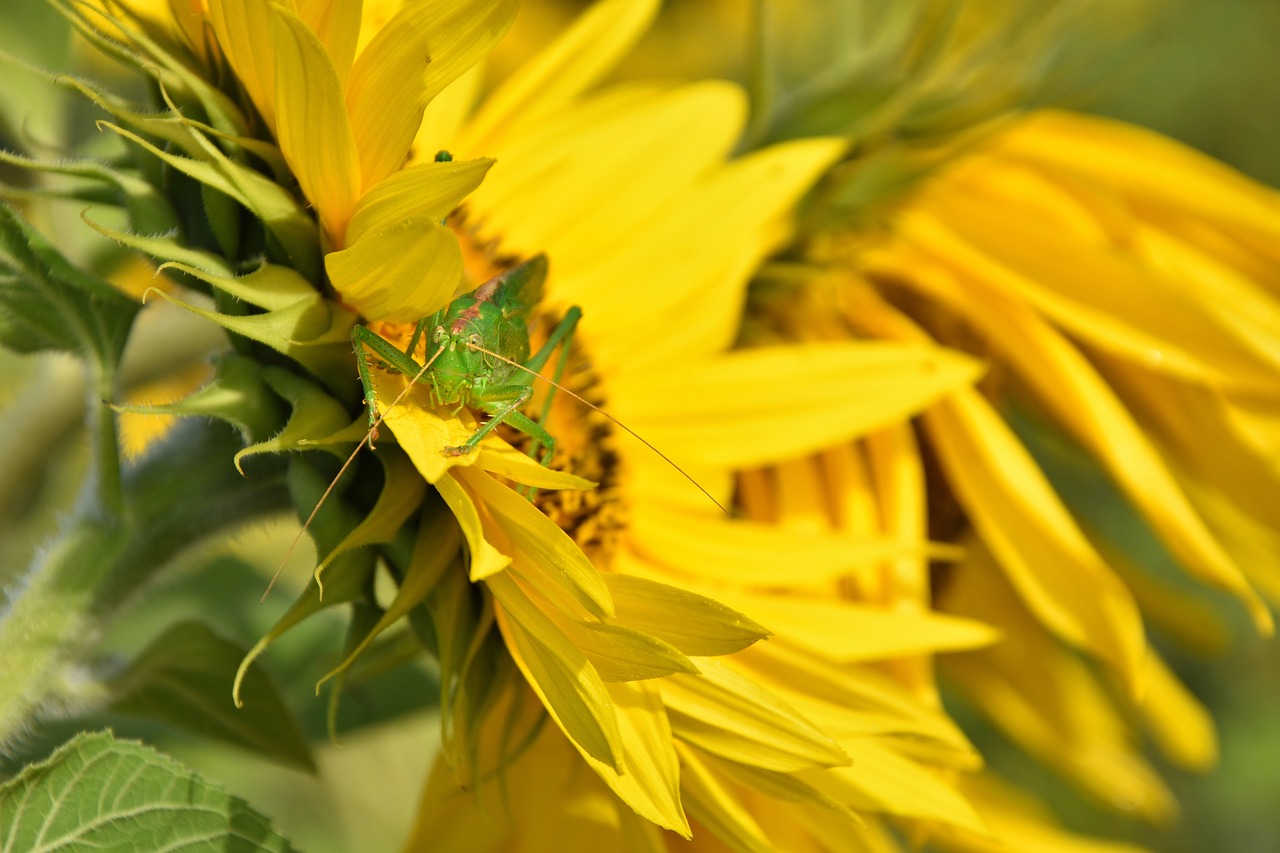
521 306 582 462
352 325 430 438
442 385 537 457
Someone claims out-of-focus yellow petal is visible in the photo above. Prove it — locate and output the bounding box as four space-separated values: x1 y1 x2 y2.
894 200 1280 388
742 642 977 761
936 775 1151 853
467 81 744 262
609 342 981 469
710 591 999 663
925 392 1146 689
271 6 361 243
326 216 462 321
888 250 1271 632
489 571 622 768
623 508 939 591
294 0 361 87
561 138 846 370
347 0 515 190
411 64 483 160
676 743 773 853
208 0 278 129
942 550 1177 824
659 658 849 774
1184 475 1280 607
461 0 659 150
814 739 990 835
1001 110 1280 246
1137 650 1217 771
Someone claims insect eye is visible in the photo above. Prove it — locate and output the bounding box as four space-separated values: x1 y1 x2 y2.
432 326 446 343
468 334 482 349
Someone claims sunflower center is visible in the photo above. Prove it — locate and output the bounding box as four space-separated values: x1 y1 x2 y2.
497 310 628 569
450 220 629 567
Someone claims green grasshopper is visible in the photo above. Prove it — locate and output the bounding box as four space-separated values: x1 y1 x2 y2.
351 254 579 464
267 251 727 597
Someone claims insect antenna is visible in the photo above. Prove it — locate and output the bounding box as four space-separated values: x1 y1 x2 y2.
465 342 732 517
262 342 448 601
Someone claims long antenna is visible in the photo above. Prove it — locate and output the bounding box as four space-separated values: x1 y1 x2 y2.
467 342 732 517
262 343 447 601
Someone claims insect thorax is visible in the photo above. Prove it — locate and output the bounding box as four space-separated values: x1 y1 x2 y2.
429 298 531 403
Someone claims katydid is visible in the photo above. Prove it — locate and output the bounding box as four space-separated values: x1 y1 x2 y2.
264 254 726 598
352 254 575 464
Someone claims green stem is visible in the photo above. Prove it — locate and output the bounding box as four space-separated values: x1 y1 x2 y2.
0 520 128 743
0 420 291 747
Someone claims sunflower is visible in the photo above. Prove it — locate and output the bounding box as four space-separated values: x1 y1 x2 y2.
749 107 1280 840
348 1 1009 844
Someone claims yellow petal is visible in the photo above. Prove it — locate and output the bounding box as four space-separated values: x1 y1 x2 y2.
208 0 278 129
944 776 1152 853
711 590 999 663
577 681 691 837
461 0 659 150
555 620 696 682
924 392 1146 690
348 157 493 240
271 6 362 243
625 507 942 590
812 740 989 836
467 81 744 263
659 658 848 774
897 255 1271 631
560 137 845 371
294 0 361 87
1004 110 1280 245
371 367 477 482
605 573 770 657
898 198 1278 389
741 642 977 761
489 571 622 768
326 216 462 321
474 441 596 491
459 466 613 619
609 342 980 468
346 0 516 190
942 557 1177 824
676 743 773 853
1137 649 1217 771
411 63 483 160
432 472 510 581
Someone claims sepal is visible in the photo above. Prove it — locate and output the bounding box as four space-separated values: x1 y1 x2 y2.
109 353 286 445
0 204 139 372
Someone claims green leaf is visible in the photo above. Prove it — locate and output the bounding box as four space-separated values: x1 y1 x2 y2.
110 353 287 444
142 287 355 393
234 368 365 472
318 504 459 688
0 204 139 370
0 731 296 852
233 458 378 707
106 621 315 772
0 145 180 235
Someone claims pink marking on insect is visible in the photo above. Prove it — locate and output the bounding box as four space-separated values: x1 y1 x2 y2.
450 277 501 334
